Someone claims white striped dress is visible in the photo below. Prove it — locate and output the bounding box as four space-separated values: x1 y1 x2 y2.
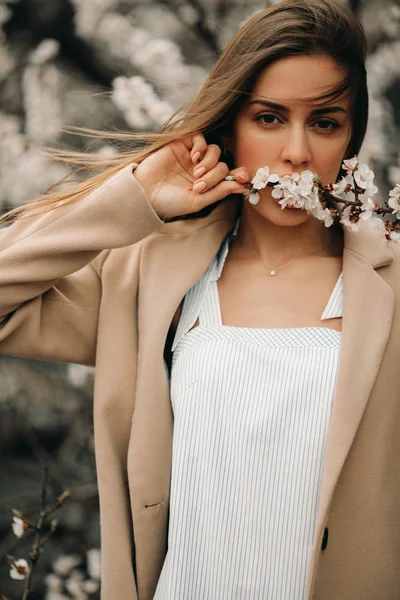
154 218 343 600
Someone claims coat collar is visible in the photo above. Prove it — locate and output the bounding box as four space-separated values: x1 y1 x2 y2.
343 215 394 268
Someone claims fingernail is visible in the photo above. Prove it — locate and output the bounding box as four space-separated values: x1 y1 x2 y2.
192 151 200 163
233 188 248 194
236 171 248 182
194 166 206 178
193 181 207 192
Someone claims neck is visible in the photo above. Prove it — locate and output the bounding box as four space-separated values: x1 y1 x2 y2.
234 204 343 268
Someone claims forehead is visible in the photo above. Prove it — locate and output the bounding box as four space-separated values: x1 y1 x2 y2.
251 54 349 107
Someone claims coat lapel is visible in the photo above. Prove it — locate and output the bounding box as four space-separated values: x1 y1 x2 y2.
128 199 239 599
312 218 395 554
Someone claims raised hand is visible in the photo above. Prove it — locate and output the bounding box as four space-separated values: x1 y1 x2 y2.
133 133 250 221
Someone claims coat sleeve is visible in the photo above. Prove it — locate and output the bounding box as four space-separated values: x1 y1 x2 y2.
0 163 164 366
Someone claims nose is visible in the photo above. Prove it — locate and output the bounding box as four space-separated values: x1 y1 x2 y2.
280 124 312 169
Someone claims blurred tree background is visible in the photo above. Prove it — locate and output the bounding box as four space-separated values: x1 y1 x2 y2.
0 0 399 598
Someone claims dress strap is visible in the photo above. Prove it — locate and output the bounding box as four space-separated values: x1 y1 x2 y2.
171 260 214 352
198 278 223 326
171 217 241 351
198 222 239 327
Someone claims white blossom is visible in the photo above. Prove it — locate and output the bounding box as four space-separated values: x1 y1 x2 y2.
71 0 118 38
251 166 279 190
297 170 315 195
248 191 260 205
354 163 375 190
86 548 101 581
0 136 70 209
45 593 70 600
65 570 88 600
269 172 322 213
359 182 378 198
278 194 304 210
44 573 64 592
178 5 199 25
340 206 360 232
342 156 359 173
302 187 322 212
22 62 62 143
96 144 118 156
111 76 173 130
134 38 183 73
10 558 30 580
389 184 400 202
68 364 95 388
53 554 82 576
130 36 206 107
388 184 400 217
271 175 298 207
29 39 60 65
360 197 378 220
81 579 99 594
0 35 15 80
95 13 144 59
0 6 12 26
314 206 335 228
21 40 62 145
128 27 152 53
332 174 354 197
12 516 26 538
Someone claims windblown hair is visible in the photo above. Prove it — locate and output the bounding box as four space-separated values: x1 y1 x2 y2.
2 0 368 223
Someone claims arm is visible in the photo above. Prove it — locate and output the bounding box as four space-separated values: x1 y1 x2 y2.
0 164 163 366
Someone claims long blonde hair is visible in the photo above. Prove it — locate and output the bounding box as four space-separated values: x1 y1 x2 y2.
2 0 368 223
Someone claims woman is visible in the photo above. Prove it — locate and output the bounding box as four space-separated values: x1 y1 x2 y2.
1 0 399 598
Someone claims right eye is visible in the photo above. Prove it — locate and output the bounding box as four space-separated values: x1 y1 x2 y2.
254 112 283 125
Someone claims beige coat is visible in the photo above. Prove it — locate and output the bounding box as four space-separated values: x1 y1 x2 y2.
1 164 400 599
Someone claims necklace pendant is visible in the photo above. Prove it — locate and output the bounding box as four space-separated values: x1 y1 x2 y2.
270 270 276 276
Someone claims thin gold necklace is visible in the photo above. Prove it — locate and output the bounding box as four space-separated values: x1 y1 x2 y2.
239 241 332 276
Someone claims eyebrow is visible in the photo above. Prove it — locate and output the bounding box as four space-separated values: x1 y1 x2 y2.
248 99 347 116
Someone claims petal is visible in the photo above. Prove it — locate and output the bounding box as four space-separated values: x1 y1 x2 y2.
248 192 260 205
268 173 280 183
271 188 283 199
10 568 26 580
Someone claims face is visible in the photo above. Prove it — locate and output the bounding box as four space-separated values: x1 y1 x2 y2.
227 54 352 227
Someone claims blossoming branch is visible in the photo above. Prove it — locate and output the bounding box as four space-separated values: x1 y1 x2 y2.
244 157 400 242
4 465 70 600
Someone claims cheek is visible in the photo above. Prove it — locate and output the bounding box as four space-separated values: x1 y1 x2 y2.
316 147 347 183
232 130 273 169
311 132 351 182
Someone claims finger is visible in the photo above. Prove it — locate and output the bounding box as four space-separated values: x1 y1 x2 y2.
192 144 222 179
192 161 229 193
226 167 251 184
190 133 207 164
191 177 249 208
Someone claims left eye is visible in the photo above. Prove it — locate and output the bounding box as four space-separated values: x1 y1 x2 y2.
314 119 339 130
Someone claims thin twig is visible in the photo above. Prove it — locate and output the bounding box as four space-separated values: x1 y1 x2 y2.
4 464 70 600
21 465 50 600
